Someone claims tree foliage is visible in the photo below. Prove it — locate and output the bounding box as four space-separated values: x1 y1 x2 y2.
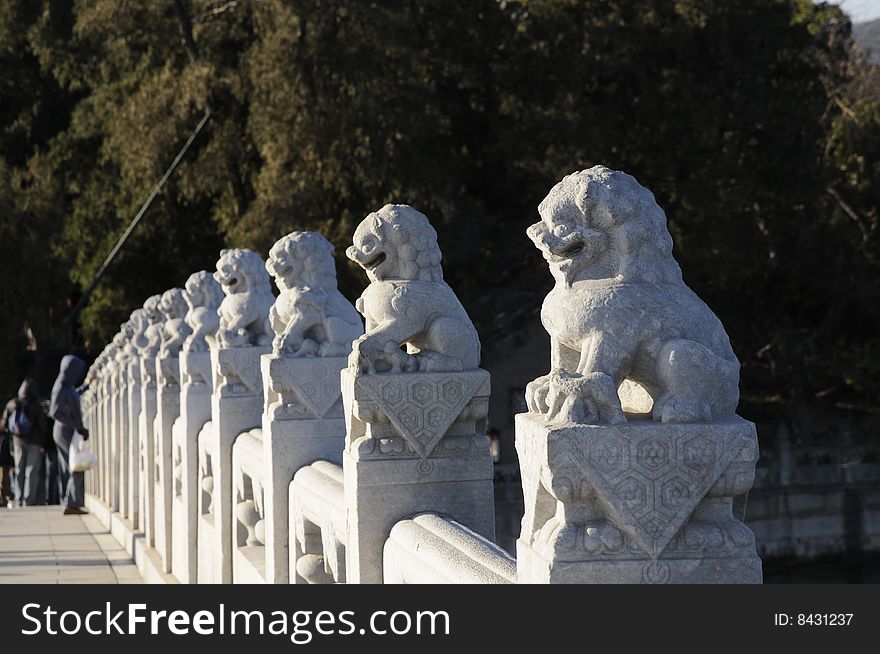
0 0 877 412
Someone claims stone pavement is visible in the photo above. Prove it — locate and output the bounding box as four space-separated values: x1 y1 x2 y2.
0 506 143 584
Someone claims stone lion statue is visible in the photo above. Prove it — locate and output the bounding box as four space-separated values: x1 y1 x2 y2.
214 248 275 348
139 294 164 357
121 311 143 359
157 288 191 357
266 231 363 357
525 166 740 425
346 204 480 374
111 331 126 357
183 270 223 352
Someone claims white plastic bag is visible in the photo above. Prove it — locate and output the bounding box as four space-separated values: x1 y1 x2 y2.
69 431 97 472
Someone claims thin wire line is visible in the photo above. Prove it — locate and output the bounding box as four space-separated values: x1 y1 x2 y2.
62 108 212 329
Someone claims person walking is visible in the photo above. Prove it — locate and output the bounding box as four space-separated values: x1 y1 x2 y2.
2 378 50 506
49 355 89 515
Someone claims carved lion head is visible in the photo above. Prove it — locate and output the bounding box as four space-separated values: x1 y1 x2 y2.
347 204 443 283
214 248 273 298
184 270 223 311
158 288 188 320
266 231 337 292
528 166 682 287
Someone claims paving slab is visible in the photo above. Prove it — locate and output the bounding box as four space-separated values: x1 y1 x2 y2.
0 506 145 584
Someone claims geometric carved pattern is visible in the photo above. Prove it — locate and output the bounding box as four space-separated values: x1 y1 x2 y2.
214 347 269 396
354 371 488 460
576 428 749 558
269 357 345 419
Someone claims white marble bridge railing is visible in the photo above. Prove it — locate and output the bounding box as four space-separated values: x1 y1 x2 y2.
82 341 512 584
80 168 764 584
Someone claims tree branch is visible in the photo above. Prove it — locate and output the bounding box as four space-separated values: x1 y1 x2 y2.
172 0 200 64
195 0 240 24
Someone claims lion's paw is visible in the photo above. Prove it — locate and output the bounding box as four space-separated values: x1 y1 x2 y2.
349 336 415 374
525 372 556 414
531 370 625 426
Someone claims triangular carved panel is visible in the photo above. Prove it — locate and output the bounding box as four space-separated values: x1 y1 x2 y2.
569 426 754 558
269 357 345 419
354 371 489 460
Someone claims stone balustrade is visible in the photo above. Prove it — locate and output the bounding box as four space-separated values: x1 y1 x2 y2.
232 427 266 582
80 167 763 584
290 461 346 583
384 514 516 584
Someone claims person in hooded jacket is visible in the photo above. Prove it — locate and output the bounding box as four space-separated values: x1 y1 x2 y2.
49 355 90 515
1 378 50 506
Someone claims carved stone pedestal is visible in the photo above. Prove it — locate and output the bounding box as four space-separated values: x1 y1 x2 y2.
172 351 213 584
515 413 762 584
342 368 495 584
262 355 347 584
210 345 270 583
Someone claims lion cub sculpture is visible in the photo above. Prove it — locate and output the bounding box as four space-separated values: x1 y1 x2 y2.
266 231 363 357
526 166 740 425
346 204 480 374
214 248 275 348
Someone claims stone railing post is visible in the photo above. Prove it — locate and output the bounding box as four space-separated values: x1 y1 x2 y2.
111 330 130 517
82 368 95 497
211 346 270 583
173 271 221 584
209 248 274 583
118 354 129 514
516 167 761 583
138 294 163 547
262 231 363 583
98 352 110 504
126 353 141 526
108 341 124 513
114 352 126 516
125 310 148 529
119 314 142 526
84 360 97 499
91 356 104 502
101 355 113 505
154 288 190 573
342 205 495 584
125 309 150 529
211 346 269 584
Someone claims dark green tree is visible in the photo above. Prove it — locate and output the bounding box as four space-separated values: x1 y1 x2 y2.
1 0 878 417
